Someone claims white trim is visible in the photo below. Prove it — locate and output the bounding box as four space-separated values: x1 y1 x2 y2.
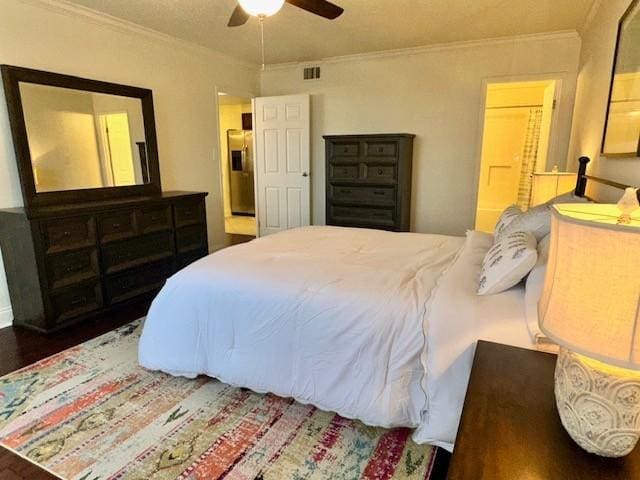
18 0 259 72
0 306 13 330
579 0 603 34
264 30 581 71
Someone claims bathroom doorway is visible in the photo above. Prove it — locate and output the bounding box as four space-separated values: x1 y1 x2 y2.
217 92 256 238
474 80 557 233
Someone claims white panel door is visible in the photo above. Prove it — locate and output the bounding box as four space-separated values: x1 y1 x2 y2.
254 94 310 236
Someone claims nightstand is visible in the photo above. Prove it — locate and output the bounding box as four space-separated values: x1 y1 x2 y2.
447 341 640 479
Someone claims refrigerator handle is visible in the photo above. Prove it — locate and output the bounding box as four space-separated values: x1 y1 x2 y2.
241 143 246 172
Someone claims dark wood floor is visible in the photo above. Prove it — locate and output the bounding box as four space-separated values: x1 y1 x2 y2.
0 301 451 479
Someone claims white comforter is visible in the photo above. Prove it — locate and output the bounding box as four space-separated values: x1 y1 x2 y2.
139 226 531 451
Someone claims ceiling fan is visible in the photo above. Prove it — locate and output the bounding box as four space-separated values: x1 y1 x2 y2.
228 0 344 27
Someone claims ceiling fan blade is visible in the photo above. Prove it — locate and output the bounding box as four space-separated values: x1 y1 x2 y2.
285 0 344 20
228 4 250 27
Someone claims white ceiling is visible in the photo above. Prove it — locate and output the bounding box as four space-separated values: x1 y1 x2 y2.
64 0 596 65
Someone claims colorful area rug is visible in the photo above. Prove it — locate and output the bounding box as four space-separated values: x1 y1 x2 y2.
0 321 437 479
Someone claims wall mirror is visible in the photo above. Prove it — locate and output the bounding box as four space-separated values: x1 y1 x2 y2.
1 65 161 208
602 0 640 157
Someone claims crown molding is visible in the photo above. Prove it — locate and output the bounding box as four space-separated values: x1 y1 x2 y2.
264 30 581 72
579 0 603 34
18 0 260 71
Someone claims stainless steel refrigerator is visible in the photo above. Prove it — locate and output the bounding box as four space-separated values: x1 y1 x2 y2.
227 129 255 216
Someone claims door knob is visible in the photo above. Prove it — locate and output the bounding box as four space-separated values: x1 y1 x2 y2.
302 172 309 177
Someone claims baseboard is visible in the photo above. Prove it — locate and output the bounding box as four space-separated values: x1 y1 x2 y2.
0 306 13 330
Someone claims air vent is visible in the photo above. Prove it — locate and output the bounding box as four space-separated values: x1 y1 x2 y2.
303 66 321 80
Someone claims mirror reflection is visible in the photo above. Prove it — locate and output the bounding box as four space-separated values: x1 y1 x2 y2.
603 0 640 156
19 82 149 192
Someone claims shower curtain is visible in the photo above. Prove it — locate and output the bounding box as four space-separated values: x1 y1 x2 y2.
516 107 544 209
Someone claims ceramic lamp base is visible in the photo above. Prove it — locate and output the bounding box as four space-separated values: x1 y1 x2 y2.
554 347 640 457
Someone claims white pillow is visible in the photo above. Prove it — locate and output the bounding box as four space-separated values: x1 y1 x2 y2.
524 234 550 342
499 204 551 242
545 191 591 205
477 230 538 295
494 205 522 238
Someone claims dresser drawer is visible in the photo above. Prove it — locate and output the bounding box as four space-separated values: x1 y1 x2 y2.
46 248 99 290
365 141 397 157
102 231 175 274
329 205 396 227
330 185 396 205
364 164 397 182
104 261 173 305
175 199 206 227
328 163 360 181
42 216 96 254
98 210 136 243
176 224 208 254
50 281 103 324
137 205 173 234
330 142 359 157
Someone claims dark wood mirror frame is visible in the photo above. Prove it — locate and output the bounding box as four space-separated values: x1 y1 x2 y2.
1 65 162 209
601 0 640 158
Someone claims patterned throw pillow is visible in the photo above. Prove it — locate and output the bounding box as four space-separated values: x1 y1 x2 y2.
499 204 551 242
494 205 522 238
478 230 538 295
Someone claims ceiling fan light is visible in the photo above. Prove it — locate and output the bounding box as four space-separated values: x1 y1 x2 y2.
238 0 285 17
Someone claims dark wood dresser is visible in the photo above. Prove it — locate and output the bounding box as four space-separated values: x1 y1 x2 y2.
0 192 208 333
324 134 414 231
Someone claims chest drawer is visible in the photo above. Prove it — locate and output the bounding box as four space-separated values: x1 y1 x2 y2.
46 248 99 290
364 163 397 183
42 216 96 254
329 205 396 227
175 199 206 227
50 281 103 325
102 231 175 274
328 163 360 181
365 141 397 157
137 205 173 234
330 185 396 205
176 224 208 254
104 261 173 305
329 142 359 157
98 210 136 243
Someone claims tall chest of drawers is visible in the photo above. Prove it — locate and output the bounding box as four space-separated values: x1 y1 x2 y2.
324 134 415 232
0 191 208 333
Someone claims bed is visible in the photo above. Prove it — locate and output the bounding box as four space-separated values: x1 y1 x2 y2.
139 224 534 452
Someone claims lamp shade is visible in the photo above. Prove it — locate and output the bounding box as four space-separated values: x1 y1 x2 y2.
539 204 640 369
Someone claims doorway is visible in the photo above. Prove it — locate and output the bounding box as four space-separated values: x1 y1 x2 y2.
475 80 557 233
98 112 136 187
217 92 256 238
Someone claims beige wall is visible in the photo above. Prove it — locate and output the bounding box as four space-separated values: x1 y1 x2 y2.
20 83 104 191
567 0 638 201
260 33 581 235
0 0 259 326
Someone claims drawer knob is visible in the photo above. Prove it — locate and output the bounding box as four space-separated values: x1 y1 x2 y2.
373 191 385 196
342 189 352 194
71 296 87 306
113 223 121 229
378 169 384 174
378 147 383 153
63 231 71 237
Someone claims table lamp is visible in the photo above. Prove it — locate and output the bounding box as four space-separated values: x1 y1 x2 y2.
539 203 640 457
